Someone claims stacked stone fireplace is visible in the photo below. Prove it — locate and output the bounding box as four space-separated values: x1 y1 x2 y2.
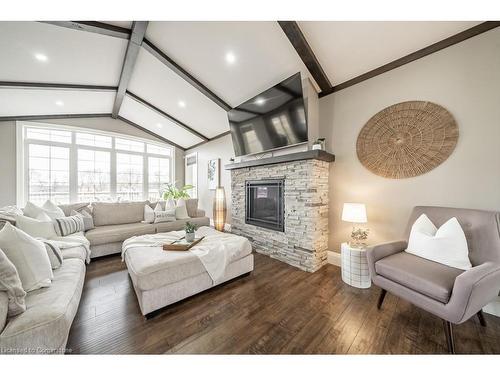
228 151 334 272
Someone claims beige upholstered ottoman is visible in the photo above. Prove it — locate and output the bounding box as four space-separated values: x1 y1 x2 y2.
123 227 254 316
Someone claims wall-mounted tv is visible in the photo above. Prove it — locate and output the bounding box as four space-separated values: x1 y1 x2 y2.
228 73 307 157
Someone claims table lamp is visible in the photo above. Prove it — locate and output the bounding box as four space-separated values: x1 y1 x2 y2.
341 203 369 248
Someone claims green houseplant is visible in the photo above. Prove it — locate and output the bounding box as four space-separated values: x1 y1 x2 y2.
162 182 194 200
184 221 196 242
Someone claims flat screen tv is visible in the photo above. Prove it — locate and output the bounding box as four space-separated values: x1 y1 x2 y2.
228 73 307 157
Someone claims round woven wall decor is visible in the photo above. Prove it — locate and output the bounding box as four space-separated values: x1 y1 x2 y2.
356 101 458 179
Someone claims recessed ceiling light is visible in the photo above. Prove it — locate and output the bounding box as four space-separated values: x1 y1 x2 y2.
225 52 236 65
156 123 163 129
55 100 64 107
34 53 48 62
178 100 186 108
255 97 266 106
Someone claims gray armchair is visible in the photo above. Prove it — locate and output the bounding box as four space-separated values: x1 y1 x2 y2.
366 206 500 354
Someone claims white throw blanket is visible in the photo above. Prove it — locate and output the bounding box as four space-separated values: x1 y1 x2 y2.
47 232 91 264
122 227 246 283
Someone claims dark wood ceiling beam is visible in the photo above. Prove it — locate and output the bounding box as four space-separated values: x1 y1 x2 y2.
117 115 185 150
40 21 131 39
0 113 112 122
126 91 208 141
278 21 332 93
319 21 500 98
186 130 231 151
112 21 149 118
142 39 232 112
0 81 117 91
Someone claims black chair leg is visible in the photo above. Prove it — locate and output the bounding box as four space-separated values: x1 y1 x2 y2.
477 310 487 327
377 289 387 309
443 320 456 354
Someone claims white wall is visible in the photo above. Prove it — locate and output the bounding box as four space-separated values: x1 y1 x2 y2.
319 28 500 252
186 134 235 222
0 116 184 206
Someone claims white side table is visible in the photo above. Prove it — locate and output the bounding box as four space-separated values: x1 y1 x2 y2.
341 242 371 289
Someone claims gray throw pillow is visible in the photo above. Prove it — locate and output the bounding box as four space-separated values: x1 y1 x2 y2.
53 215 85 237
70 210 94 231
39 240 63 270
0 248 27 317
185 199 199 218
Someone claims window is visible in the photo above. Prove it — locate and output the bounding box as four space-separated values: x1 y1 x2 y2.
78 149 111 202
28 144 70 204
148 157 170 201
117 153 143 201
184 153 198 198
18 122 174 205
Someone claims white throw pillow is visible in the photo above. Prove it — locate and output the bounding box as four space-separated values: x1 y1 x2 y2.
23 200 65 220
0 223 53 292
154 209 176 223
16 212 57 239
165 198 176 210
0 248 27 316
405 214 472 270
143 205 155 224
154 203 163 212
175 199 190 220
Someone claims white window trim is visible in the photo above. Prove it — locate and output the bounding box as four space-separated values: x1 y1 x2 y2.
16 121 175 206
184 151 198 199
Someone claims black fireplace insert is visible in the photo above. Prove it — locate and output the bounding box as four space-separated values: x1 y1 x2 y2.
245 179 284 232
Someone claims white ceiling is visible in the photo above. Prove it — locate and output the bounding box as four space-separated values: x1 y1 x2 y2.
146 21 314 107
0 88 115 116
128 47 229 138
118 95 204 148
0 22 128 86
299 21 481 85
0 21 487 149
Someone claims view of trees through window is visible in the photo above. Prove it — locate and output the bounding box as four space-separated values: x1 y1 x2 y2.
22 124 173 205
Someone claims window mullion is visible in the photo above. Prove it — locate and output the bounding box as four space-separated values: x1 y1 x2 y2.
69 133 78 203
110 138 117 200
144 155 149 201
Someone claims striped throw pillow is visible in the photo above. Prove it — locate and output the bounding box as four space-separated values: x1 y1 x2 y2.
53 215 85 237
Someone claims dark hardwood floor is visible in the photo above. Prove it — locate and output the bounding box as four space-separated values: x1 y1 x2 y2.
67 253 500 354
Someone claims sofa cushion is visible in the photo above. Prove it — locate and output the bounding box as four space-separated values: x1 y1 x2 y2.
92 201 149 226
153 217 210 234
58 202 91 217
375 252 464 303
0 258 85 353
60 246 88 263
85 222 156 246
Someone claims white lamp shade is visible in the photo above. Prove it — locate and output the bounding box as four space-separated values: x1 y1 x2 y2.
342 203 367 223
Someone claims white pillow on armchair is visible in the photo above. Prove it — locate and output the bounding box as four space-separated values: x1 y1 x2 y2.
405 214 472 270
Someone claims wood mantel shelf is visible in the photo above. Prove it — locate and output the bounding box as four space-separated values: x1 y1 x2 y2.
225 150 335 170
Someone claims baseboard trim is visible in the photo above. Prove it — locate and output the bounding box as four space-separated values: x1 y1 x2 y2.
327 250 341 267
483 297 500 317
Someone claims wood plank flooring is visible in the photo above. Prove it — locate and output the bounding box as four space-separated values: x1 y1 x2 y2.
67 253 500 354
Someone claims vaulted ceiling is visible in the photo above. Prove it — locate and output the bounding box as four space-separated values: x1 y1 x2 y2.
0 21 488 150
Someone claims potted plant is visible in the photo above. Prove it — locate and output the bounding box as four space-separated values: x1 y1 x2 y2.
162 182 194 201
184 221 196 242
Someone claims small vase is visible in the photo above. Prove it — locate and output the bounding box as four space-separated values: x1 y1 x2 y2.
185 232 195 242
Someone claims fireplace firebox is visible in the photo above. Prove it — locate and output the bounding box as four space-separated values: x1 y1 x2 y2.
245 179 284 232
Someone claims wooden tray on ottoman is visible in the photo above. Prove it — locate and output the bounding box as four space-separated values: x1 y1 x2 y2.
163 236 205 251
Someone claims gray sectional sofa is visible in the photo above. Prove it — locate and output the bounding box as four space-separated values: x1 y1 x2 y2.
0 199 209 353
78 200 209 258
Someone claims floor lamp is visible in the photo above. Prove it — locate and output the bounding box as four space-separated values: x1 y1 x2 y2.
213 186 227 232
